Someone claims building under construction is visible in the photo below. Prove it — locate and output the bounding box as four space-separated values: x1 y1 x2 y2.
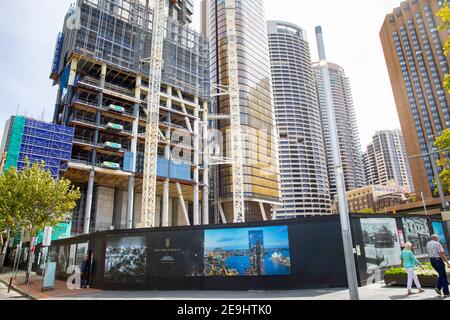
51 0 211 234
0 116 74 178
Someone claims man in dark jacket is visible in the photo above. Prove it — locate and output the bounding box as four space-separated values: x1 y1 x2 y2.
80 255 91 288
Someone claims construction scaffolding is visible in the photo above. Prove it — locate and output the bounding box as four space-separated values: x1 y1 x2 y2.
2 116 74 178
51 0 211 233
53 0 209 99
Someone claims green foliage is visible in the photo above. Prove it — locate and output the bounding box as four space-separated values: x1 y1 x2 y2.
433 130 450 194
0 167 23 231
445 73 450 92
384 267 408 276
430 4 450 195
384 262 450 277
0 160 80 237
357 208 376 214
385 262 450 277
357 208 385 214
438 2 450 92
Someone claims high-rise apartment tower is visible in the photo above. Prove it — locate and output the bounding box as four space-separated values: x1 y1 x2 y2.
267 21 331 217
380 0 450 199
363 130 414 192
312 62 365 198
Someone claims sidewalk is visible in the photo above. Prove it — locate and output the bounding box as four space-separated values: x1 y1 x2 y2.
0 270 448 300
45 283 447 300
0 281 29 300
0 271 100 300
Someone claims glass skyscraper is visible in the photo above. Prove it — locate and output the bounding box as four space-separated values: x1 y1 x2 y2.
248 230 265 276
207 0 281 222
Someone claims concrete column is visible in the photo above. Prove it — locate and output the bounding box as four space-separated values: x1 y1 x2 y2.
53 85 63 123
176 183 190 226
93 63 107 165
83 169 95 234
62 57 79 125
259 202 268 221
68 58 79 86
193 97 200 225
202 100 209 225
126 76 141 229
127 176 136 229
100 63 107 87
162 86 172 227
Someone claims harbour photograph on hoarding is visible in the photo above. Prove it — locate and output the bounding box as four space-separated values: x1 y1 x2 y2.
104 236 147 283
204 226 291 277
402 217 430 258
360 218 401 271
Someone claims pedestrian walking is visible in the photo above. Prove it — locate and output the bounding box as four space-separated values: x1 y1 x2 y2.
426 234 450 297
400 242 425 295
80 255 91 289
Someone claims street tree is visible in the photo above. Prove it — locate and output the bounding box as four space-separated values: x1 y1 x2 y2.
0 160 80 280
431 4 450 195
0 167 24 268
437 1 450 91
434 129 450 193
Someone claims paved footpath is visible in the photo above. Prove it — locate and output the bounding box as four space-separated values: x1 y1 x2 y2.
53 283 447 300
0 282 29 300
0 271 448 300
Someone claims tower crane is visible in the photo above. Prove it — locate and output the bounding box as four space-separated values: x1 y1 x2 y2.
142 0 245 227
223 0 245 223
142 0 166 228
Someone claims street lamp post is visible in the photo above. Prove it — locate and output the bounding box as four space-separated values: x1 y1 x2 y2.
409 144 449 212
315 26 359 300
427 141 447 211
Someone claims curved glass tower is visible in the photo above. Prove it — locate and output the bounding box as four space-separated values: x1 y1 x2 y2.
207 0 281 222
267 21 331 217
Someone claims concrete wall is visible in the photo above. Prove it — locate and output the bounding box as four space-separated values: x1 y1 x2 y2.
105 191 194 228
134 192 143 228
95 186 115 230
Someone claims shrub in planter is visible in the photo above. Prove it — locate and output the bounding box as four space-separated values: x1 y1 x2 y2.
384 263 450 287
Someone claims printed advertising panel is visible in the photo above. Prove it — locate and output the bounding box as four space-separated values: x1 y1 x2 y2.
104 236 147 283
360 218 401 270
148 231 204 277
57 245 69 274
402 217 431 258
432 221 449 255
75 243 88 269
204 226 291 276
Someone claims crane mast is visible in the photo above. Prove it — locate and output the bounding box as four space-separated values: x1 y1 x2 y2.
142 0 245 226
142 0 166 228
224 0 245 223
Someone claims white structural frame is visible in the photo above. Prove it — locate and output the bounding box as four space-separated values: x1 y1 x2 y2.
142 0 166 228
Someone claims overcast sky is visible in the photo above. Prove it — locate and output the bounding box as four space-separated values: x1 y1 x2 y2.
0 0 403 148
